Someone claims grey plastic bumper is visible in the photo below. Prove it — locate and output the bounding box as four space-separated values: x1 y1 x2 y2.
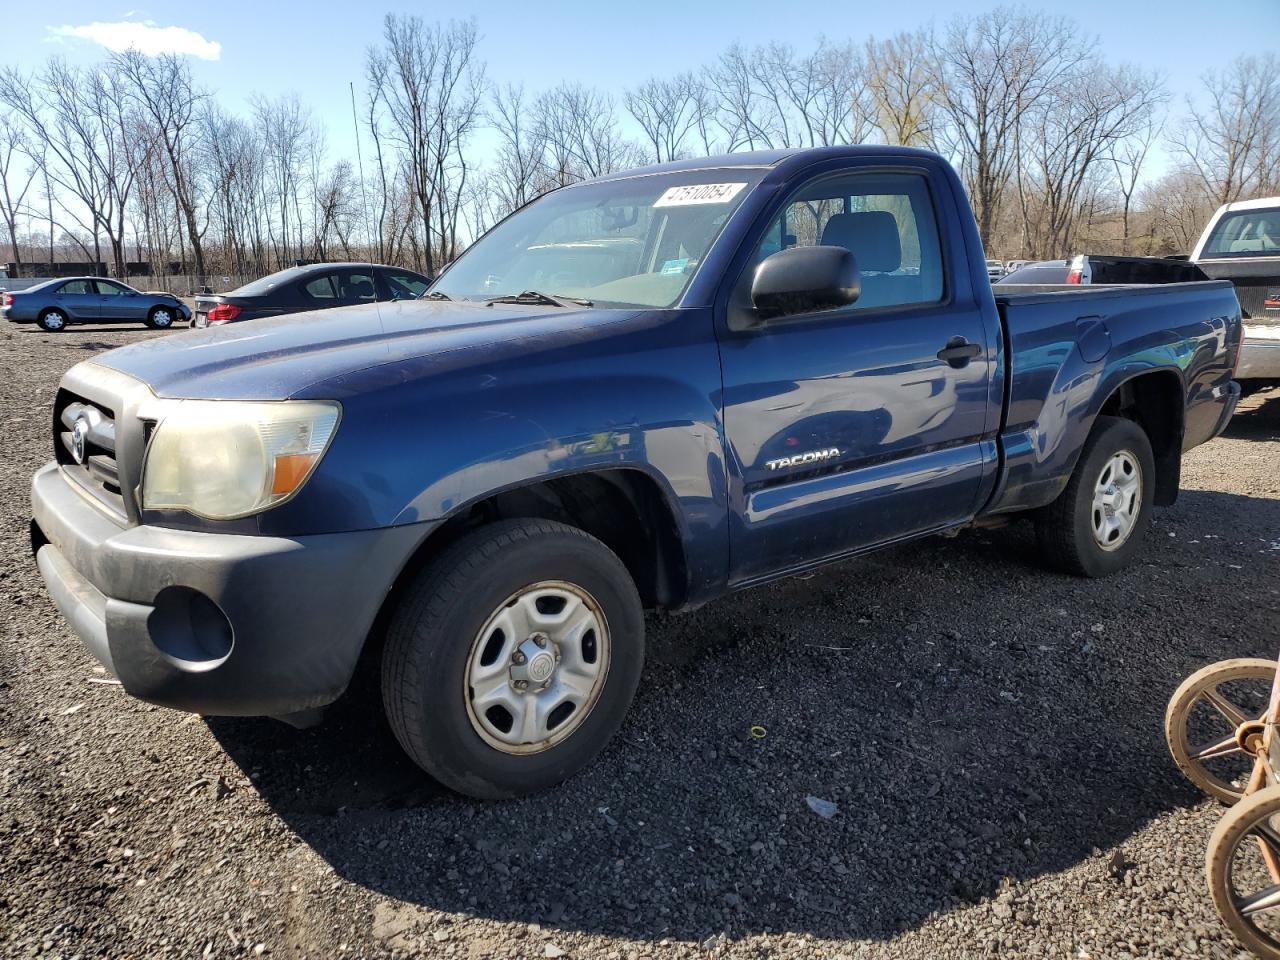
31 462 433 717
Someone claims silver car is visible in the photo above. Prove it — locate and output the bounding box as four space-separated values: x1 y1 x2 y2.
1 277 191 332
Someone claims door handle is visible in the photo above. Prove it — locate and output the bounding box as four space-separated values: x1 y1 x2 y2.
937 336 982 368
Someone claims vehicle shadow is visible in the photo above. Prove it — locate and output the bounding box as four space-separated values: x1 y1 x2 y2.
207 487 1279 942
1223 388 1280 440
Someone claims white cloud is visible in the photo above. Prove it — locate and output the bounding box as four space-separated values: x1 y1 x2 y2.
47 20 221 60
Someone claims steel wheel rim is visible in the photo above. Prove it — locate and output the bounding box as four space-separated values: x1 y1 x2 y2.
153 309 172 327
464 580 610 755
45 311 65 330
1091 450 1141 551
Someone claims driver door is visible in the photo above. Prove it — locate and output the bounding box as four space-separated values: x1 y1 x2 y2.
717 168 992 583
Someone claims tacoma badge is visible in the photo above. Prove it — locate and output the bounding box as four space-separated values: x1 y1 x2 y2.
765 447 840 471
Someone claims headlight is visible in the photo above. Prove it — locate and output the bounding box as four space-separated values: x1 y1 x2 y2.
141 400 340 520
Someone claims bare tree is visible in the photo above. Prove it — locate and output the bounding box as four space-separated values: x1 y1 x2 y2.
704 44 774 150
1170 53 1280 205
929 7 1090 247
367 14 485 274
703 40 875 151
488 83 549 214
866 30 936 146
1109 112 1163 254
0 112 38 269
535 83 639 186
0 59 140 276
1022 63 1165 257
1142 168 1215 253
113 50 209 278
624 73 705 163
253 94 314 266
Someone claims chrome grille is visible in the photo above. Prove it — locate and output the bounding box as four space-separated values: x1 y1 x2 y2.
55 391 126 517
52 363 154 524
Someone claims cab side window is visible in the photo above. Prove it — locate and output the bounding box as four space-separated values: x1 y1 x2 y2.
95 280 128 296
744 172 945 311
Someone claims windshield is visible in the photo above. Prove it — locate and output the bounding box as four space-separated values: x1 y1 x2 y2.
1204 208 1280 258
432 170 766 308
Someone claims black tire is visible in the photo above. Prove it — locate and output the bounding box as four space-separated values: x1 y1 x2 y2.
1034 415 1156 577
382 518 645 799
146 306 175 329
37 309 68 332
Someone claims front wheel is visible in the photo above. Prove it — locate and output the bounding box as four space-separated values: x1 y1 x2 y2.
381 519 645 799
1207 784 1280 959
146 306 175 329
1035 416 1156 577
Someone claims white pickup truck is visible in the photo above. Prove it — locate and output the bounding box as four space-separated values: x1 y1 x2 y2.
1191 197 1280 392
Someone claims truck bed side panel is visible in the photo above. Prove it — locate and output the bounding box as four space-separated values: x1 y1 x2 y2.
982 280 1241 515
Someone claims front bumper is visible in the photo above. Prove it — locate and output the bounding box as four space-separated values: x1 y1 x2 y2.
31 462 432 717
1237 337 1280 381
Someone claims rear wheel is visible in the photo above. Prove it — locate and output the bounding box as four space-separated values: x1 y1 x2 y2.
146 306 175 329
381 519 645 799
1035 416 1155 577
37 309 67 332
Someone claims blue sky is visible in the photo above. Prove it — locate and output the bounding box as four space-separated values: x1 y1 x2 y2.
8 0 1280 179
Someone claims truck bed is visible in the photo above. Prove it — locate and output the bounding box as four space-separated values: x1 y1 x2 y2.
984 279 1242 516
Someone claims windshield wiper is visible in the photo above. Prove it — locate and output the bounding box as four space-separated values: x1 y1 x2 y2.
421 290 452 301
484 289 593 308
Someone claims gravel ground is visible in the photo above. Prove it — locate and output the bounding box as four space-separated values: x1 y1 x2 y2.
2 322 1278 960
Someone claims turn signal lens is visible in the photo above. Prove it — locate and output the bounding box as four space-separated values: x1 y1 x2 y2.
270 452 320 495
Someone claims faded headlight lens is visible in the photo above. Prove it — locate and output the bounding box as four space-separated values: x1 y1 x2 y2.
141 400 340 520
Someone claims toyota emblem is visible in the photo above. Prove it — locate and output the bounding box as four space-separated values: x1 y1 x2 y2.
70 416 89 464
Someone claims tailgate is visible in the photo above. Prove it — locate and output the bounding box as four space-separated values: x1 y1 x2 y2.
1196 258 1280 322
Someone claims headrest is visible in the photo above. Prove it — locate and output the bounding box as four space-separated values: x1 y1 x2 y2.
820 211 901 273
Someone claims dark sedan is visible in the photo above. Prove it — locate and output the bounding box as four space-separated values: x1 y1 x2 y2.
2 277 191 332
995 259 1070 284
193 263 433 328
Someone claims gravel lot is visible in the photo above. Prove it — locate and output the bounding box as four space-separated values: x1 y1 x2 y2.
2 322 1278 960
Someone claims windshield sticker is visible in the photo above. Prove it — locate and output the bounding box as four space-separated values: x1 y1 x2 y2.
654 182 748 207
660 258 690 276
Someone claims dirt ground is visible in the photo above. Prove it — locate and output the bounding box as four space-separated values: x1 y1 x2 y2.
2 322 1278 959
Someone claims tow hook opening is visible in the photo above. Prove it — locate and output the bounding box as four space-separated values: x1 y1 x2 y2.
147 586 234 672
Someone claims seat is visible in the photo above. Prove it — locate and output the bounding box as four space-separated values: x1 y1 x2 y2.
342 277 375 302
819 211 916 307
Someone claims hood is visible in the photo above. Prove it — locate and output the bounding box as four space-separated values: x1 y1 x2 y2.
92 300 641 400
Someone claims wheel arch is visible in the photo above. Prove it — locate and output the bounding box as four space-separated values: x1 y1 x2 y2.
1094 368 1185 506
361 467 690 662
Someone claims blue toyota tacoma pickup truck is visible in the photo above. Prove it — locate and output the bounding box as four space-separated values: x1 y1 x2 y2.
30 146 1242 798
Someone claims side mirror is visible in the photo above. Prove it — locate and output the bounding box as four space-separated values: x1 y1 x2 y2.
749 246 860 323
